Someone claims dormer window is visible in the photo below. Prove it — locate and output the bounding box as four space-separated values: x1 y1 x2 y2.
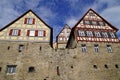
9 29 21 36
24 18 35 24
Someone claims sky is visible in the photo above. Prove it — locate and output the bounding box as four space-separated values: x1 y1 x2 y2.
0 0 120 42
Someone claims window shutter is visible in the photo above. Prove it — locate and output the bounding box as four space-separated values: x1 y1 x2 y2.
9 29 13 35
27 30 30 36
43 31 46 37
24 18 27 24
18 30 21 36
35 30 38 36
32 18 35 24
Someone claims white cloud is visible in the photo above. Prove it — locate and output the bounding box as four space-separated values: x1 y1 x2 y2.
66 18 78 28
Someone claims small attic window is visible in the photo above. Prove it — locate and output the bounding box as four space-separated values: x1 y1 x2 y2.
89 12 95 16
98 21 105 26
24 18 35 24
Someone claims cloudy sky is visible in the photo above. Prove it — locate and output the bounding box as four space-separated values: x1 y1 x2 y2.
0 0 120 42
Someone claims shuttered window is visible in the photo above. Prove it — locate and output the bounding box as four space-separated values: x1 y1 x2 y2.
9 29 21 36
27 30 46 37
24 18 35 24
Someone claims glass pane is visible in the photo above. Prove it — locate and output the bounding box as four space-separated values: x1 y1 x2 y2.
30 30 35 36
38 30 43 36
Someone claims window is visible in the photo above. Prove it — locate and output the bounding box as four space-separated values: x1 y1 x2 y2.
93 65 97 69
98 21 105 26
78 30 85 36
29 30 35 36
102 32 108 38
107 45 112 53
94 32 101 37
59 37 63 41
81 44 86 53
28 66 35 73
94 44 99 52
27 30 46 37
19 45 24 52
9 29 21 36
89 12 95 16
115 64 119 68
109 32 116 38
84 20 91 25
7 65 16 74
0 67 2 72
86 31 93 37
24 18 35 24
104 64 108 69
8 46 10 50
38 30 44 36
92 21 97 25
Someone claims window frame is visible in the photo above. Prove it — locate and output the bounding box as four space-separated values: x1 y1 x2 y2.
78 30 85 37
7 65 17 74
24 18 35 25
94 32 101 37
109 32 116 38
107 45 112 53
81 44 87 53
94 44 99 53
86 31 93 37
102 32 108 38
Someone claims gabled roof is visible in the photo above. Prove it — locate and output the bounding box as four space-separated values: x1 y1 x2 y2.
0 9 52 31
56 24 71 38
72 8 118 31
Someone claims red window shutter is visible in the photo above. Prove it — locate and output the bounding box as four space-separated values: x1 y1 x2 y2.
43 31 46 37
18 30 21 36
27 30 30 36
9 29 13 35
24 18 27 24
32 18 35 24
35 30 38 36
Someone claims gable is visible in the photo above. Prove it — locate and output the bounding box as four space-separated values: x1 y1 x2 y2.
74 9 118 31
0 10 52 43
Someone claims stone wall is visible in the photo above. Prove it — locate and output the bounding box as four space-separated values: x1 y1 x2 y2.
0 41 120 80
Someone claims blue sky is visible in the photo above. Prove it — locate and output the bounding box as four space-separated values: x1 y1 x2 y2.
0 0 120 42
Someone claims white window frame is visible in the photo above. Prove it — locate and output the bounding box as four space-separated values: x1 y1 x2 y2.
59 37 63 41
81 44 86 53
84 20 90 25
98 21 105 26
102 32 108 38
92 21 97 25
94 44 99 52
12 29 19 36
29 30 35 36
86 31 93 37
7 65 16 74
38 30 44 37
110 32 115 38
107 45 112 53
27 18 33 24
78 30 85 36
94 32 101 37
